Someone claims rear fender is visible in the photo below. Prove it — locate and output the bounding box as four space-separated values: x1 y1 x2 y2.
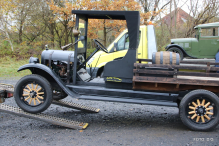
18 63 80 98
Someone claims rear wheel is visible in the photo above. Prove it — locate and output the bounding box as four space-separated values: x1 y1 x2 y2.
167 47 184 60
14 74 53 113
179 90 219 131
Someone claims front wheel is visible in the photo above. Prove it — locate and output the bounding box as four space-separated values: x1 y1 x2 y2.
179 90 219 131
167 47 184 60
14 74 53 113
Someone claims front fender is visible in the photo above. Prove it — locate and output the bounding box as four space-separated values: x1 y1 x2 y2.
18 63 80 98
165 44 197 59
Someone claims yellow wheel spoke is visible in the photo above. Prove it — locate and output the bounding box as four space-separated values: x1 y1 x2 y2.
206 112 213 115
22 94 29 96
37 96 44 99
33 98 36 105
36 97 41 104
31 83 34 90
204 115 210 120
201 99 205 106
192 102 197 107
37 92 44 95
204 102 210 108
34 84 38 90
188 111 195 114
24 96 31 101
196 116 200 122
23 89 30 93
37 87 42 92
29 98 33 105
206 107 213 111
197 99 200 106
26 85 32 91
201 116 205 123
189 106 196 110
191 114 197 119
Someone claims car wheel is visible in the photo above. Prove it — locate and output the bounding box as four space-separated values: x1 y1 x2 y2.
168 47 184 60
14 74 53 113
179 89 219 131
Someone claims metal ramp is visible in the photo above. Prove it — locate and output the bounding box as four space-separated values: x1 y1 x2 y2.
0 83 100 129
52 100 100 113
0 100 100 129
0 103 88 129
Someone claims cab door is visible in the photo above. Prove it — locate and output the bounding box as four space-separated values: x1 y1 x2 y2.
199 27 219 58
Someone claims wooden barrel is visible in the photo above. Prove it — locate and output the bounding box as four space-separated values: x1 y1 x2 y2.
152 51 180 65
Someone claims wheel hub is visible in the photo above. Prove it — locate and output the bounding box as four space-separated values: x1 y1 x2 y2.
29 91 37 98
196 106 206 116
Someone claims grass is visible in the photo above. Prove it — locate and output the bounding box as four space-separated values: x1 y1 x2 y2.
0 56 31 78
0 47 97 78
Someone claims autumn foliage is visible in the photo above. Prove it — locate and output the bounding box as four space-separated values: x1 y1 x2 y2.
49 0 151 46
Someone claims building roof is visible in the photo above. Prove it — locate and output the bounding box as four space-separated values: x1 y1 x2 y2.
161 8 193 26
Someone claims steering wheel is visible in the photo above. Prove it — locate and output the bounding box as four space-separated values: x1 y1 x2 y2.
93 39 108 53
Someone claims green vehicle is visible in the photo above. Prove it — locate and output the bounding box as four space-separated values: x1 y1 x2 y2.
166 22 219 60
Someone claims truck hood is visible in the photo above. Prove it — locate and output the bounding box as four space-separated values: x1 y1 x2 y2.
171 38 197 43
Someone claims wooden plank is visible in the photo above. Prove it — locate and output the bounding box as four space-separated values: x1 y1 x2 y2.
133 82 219 93
133 69 219 77
137 59 219 65
134 63 219 71
133 76 219 86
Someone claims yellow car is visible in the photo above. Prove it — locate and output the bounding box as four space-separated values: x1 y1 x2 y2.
86 25 157 77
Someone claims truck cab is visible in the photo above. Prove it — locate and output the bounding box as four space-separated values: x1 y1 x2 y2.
87 25 157 78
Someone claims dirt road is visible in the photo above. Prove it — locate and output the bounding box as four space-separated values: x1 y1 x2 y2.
0 79 218 146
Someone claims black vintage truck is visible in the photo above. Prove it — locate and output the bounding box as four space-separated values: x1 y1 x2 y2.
4 10 219 131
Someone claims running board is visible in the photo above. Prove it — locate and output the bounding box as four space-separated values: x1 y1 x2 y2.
52 100 100 113
0 103 88 130
78 95 178 107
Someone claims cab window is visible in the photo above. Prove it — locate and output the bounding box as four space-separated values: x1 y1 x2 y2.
117 34 129 51
201 27 219 37
117 31 141 51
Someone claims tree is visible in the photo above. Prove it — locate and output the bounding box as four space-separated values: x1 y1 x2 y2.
49 0 151 47
184 0 219 37
0 0 17 51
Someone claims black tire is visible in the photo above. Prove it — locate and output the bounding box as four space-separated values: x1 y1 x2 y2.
179 90 219 131
167 47 184 60
53 90 68 101
14 74 53 113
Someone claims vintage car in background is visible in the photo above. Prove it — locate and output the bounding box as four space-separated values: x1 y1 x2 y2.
166 22 219 60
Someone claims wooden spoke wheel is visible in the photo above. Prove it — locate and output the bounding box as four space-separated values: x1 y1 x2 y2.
22 83 45 106
14 75 53 113
180 90 219 131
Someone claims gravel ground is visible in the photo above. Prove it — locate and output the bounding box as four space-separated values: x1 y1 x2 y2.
0 78 218 146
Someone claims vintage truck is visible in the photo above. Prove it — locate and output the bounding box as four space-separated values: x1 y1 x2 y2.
87 24 157 78
166 22 219 60
6 10 219 131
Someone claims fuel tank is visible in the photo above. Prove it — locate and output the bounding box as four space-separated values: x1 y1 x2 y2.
41 50 75 64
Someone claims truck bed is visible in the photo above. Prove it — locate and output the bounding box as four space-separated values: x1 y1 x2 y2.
133 59 219 93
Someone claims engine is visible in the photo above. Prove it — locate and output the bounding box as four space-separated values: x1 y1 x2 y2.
29 49 91 83
40 50 76 83
51 60 73 82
